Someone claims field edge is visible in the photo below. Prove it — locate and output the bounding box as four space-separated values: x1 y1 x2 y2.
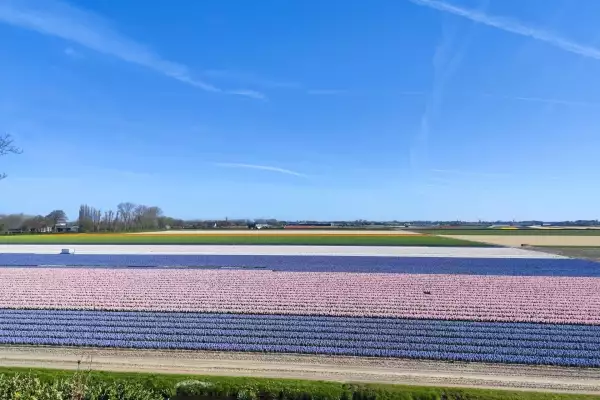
0 347 598 397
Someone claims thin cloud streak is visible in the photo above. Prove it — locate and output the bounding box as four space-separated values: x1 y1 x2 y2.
0 0 264 98
226 90 268 101
205 70 350 97
483 93 600 108
432 168 510 178
398 91 427 96
306 89 348 96
215 163 308 178
63 46 82 59
409 0 600 61
204 70 302 89
410 1 486 172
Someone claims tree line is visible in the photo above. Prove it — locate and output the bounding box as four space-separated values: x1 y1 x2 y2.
0 203 185 233
0 210 68 233
77 202 181 232
0 202 263 234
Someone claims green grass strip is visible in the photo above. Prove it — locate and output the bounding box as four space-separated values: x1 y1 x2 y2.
0 366 596 400
0 234 488 246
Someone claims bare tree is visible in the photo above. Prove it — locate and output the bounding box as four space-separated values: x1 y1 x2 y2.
132 205 163 230
133 204 149 226
101 210 116 231
21 215 48 232
117 202 136 230
92 208 102 231
0 134 22 180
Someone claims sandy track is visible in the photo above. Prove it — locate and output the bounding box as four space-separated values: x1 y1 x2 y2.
0 245 563 258
129 230 421 235
444 235 600 247
0 347 598 394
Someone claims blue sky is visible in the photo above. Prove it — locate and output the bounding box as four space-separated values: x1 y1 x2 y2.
1 0 600 221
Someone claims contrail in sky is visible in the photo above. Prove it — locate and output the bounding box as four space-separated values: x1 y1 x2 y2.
215 163 308 178
409 0 600 61
0 0 265 99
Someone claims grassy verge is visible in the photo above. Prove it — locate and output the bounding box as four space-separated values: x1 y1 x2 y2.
0 234 488 247
413 229 600 236
0 367 596 400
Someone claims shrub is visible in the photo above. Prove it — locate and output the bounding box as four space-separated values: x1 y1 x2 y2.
0 372 164 400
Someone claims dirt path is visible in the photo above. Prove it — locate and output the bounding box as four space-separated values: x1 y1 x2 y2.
0 347 598 394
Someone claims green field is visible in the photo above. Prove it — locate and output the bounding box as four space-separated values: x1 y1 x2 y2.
0 234 488 246
413 229 600 236
0 367 596 400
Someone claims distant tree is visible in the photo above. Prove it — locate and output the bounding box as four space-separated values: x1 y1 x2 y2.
101 210 116 231
0 133 22 180
0 214 29 230
132 205 163 230
20 215 48 232
117 202 136 230
171 219 185 228
133 204 149 227
78 205 94 232
32 215 48 230
91 208 102 231
78 204 105 232
45 210 67 229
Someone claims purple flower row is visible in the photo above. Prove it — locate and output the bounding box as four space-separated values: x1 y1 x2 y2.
2 320 598 343
0 326 598 351
0 336 597 367
0 309 597 366
1 309 597 332
1 330 599 359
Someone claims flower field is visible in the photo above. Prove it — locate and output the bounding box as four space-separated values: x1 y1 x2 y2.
0 268 599 324
1 253 598 276
0 309 598 366
0 247 599 368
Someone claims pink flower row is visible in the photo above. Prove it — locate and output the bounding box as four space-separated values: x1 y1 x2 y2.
1 268 599 324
